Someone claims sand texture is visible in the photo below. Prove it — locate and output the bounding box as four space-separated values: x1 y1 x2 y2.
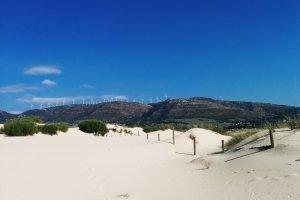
1 126 300 200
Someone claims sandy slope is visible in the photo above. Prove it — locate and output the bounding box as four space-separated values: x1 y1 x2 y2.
0 126 300 200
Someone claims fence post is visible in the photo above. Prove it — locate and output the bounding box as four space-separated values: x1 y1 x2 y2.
222 140 225 153
172 128 175 145
269 129 275 148
193 137 196 156
147 133 148 140
138 131 139 136
158 133 160 141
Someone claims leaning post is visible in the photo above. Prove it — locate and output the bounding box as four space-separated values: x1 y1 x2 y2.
269 129 275 148
193 137 196 156
172 128 175 145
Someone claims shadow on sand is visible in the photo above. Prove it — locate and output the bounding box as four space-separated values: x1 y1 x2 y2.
175 152 194 156
225 146 272 162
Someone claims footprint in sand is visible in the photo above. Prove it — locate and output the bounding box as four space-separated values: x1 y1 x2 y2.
249 176 269 182
272 176 283 181
250 177 263 182
236 181 245 185
284 173 300 178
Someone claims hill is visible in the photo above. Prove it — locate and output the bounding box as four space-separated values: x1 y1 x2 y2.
21 102 151 125
141 97 300 128
1 97 300 127
0 111 17 123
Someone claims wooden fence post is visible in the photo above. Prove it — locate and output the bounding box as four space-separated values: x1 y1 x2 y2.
269 129 275 148
172 128 175 145
138 131 139 136
147 133 148 140
193 137 196 156
222 140 225 153
158 133 160 141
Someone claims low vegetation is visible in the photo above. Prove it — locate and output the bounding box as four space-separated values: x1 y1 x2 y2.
23 116 43 123
54 123 69 132
188 133 196 140
78 120 108 136
286 117 300 130
197 124 227 135
4 118 37 136
0 127 5 134
41 124 59 135
2 115 69 136
143 124 174 133
225 129 259 149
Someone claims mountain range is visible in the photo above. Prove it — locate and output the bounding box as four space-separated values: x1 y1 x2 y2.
1 97 300 128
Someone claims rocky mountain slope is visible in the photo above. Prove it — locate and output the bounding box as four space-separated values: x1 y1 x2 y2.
141 98 300 127
1 97 300 127
0 111 16 123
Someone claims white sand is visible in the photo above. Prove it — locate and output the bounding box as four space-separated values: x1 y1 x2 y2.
1 125 300 200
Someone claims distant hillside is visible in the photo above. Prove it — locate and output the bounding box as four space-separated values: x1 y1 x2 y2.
1 97 300 127
0 111 17 123
140 98 300 127
21 102 151 125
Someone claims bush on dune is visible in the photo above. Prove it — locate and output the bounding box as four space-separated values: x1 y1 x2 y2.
142 124 175 133
54 123 69 132
286 117 300 130
225 129 259 149
143 125 160 133
78 120 108 136
41 124 58 135
198 124 227 135
0 127 5 134
23 116 43 123
4 118 37 136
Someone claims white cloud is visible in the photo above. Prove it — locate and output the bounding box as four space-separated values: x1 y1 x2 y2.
81 84 95 88
100 95 128 101
17 96 88 104
24 66 61 75
0 84 40 93
8 111 23 114
16 94 128 104
42 79 57 86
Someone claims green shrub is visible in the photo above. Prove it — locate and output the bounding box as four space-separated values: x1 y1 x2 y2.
23 116 43 123
54 123 69 132
4 118 37 136
225 129 259 149
199 124 228 135
41 124 58 135
143 125 160 133
78 120 108 136
0 127 4 134
160 124 173 130
286 117 300 130
37 125 43 132
263 121 276 132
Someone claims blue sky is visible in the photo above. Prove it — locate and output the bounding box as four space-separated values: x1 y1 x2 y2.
0 0 299 113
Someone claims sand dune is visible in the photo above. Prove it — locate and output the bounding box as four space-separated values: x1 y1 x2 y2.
1 125 300 200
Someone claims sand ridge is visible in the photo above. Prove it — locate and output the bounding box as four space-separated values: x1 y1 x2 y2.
0 125 300 200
